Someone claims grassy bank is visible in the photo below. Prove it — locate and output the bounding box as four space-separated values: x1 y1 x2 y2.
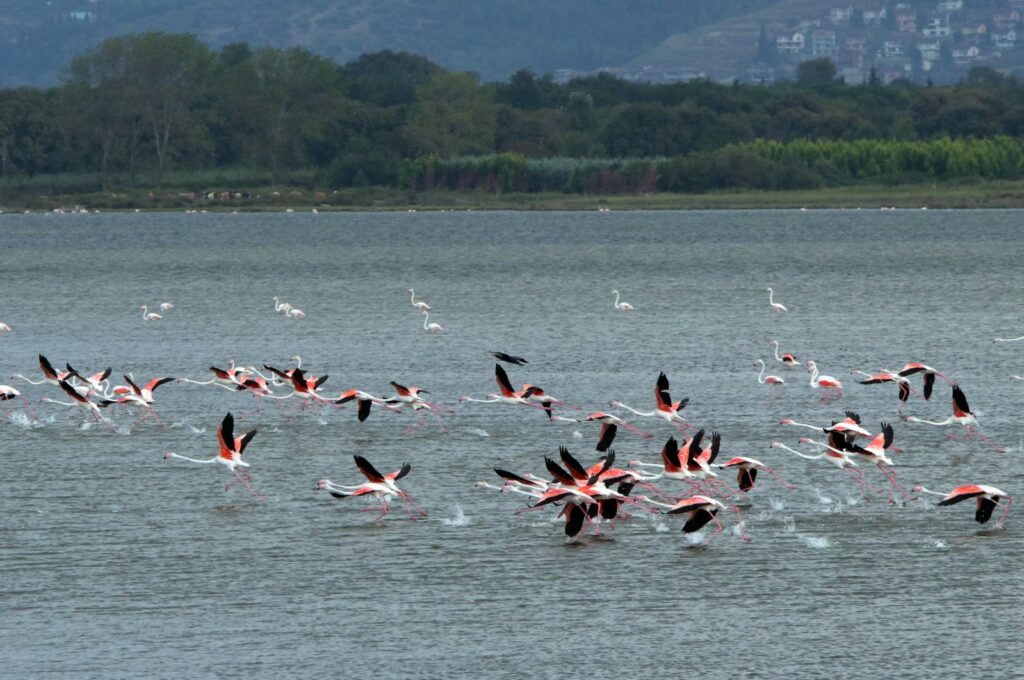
2 180 1024 212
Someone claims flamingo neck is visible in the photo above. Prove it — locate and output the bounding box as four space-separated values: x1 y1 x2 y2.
757 360 766 384
772 342 782 362
616 402 654 417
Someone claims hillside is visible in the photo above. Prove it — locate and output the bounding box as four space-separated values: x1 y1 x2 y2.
0 0 764 86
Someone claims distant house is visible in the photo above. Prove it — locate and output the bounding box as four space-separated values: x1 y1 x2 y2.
844 35 867 53
776 32 806 54
830 6 854 25
992 10 1020 30
936 0 963 11
883 40 906 58
746 66 776 84
960 24 988 45
67 10 94 21
863 7 887 25
661 67 707 83
952 45 982 64
922 15 951 38
896 9 918 32
917 40 941 68
837 48 864 69
810 29 838 56
992 29 1017 49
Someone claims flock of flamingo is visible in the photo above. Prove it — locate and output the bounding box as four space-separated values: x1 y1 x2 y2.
0 285 1019 544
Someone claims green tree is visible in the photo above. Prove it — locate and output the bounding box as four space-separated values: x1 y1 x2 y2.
796 58 839 86
403 72 497 158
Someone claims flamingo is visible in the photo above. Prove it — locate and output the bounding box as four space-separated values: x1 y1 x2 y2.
422 311 444 333
159 302 174 311
803 424 912 503
629 435 700 483
179 363 247 391
316 456 424 521
714 456 796 492
460 364 546 410
755 359 785 385
770 339 800 366
285 307 305 318
0 384 39 420
583 411 652 441
164 413 262 499
612 290 634 311
766 287 787 312
897 362 951 401
491 351 527 366
610 372 690 431
637 494 747 541
41 378 116 426
780 411 872 438
272 296 291 313
408 288 430 312
12 354 75 387
331 388 398 422
903 385 1004 451
771 440 857 471
913 484 1011 526
64 364 113 395
993 335 1024 343
385 381 450 432
851 369 912 409
140 305 162 321
807 360 843 400
0 322 10 332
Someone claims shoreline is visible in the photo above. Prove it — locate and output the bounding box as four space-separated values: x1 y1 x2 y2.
3 181 1024 212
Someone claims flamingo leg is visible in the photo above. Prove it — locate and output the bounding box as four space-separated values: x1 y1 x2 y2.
997 497 1012 527
761 465 797 490
968 427 1006 453
732 506 752 543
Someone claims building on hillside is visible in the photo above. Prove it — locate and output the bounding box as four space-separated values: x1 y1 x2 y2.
959 24 988 45
660 67 707 83
810 29 838 56
844 35 867 54
917 40 941 69
838 48 864 71
896 9 918 32
951 45 982 64
936 0 963 11
830 6 854 25
777 31 806 54
882 39 906 58
922 15 951 38
992 29 1017 49
992 10 1020 30
863 7 887 25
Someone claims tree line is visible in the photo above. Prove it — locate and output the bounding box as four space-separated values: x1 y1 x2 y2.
4 32 1024 196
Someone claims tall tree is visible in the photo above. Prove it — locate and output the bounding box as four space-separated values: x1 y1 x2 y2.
403 72 497 158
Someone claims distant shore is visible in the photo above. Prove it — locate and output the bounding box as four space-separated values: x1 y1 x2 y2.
3 181 1024 212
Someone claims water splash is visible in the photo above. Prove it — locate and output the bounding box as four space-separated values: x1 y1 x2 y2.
769 498 785 512
799 535 831 549
814 489 833 505
7 412 41 429
188 425 206 434
571 430 583 439
927 538 948 549
468 428 489 438
442 504 471 526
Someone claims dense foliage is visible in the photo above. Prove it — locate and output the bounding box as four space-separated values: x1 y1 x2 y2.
4 34 1024 197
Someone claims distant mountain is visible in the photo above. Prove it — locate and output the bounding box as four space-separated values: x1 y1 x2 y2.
0 0 766 86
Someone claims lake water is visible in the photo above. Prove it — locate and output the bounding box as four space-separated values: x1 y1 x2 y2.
1 210 1022 677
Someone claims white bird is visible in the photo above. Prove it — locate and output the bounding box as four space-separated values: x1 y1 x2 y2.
0 322 11 333
422 311 444 333
408 288 430 312
159 302 175 311
140 305 162 321
766 287 788 312
612 290 634 311
286 307 305 319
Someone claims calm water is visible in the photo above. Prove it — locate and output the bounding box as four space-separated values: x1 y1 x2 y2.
1 210 1022 678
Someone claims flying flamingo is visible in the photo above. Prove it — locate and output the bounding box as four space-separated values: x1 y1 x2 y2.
629 435 701 484
903 384 1004 452
851 369 912 410
164 413 263 499
331 388 399 421
583 411 652 442
422 311 444 333
112 374 175 424
65 364 113 395
0 384 39 420
770 340 800 366
41 378 116 427
179 363 248 391
316 456 424 521
611 372 690 431
12 354 75 387
766 287 787 312
913 484 1011 526
385 381 451 432
460 364 547 411
807 360 843 400
755 359 785 386
636 494 748 542
140 305 162 321
897 362 951 401
713 456 796 493
802 424 912 503
612 290 634 311
780 411 872 438
408 288 430 312
993 335 1024 343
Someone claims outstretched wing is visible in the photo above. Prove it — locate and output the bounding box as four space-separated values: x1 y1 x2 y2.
219 413 235 453
494 364 515 396
655 372 671 409
353 455 385 483
951 385 971 417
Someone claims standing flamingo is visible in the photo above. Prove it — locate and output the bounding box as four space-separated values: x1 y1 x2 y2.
755 359 785 385
766 287 788 312
285 307 305 318
807 360 843 400
140 305 162 321
408 288 430 312
903 385 1004 452
422 311 444 333
770 340 800 366
913 484 1011 526
612 290 634 311
159 302 174 311
164 413 262 498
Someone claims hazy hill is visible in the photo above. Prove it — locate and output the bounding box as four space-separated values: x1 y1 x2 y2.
0 0 765 86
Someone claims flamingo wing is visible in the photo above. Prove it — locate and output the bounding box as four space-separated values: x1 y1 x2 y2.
951 385 971 417
390 381 411 397
57 379 87 403
391 463 412 481
39 354 58 381
655 372 672 409
660 436 682 471
123 374 143 396
313 374 329 390
898 381 910 402
596 423 617 452
545 458 577 486
976 497 998 524
236 429 258 454
494 364 516 397
564 503 586 537
558 446 588 481
682 507 718 533
218 413 235 454
738 468 757 492
353 455 386 483
146 376 175 392
494 468 540 487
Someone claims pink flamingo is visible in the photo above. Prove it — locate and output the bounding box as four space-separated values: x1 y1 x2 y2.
164 413 263 499
807 360 843 400
904 384 1004 452
913 484 1011 526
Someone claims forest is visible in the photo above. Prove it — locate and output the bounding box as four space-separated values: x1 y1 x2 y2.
4 32 1024 202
